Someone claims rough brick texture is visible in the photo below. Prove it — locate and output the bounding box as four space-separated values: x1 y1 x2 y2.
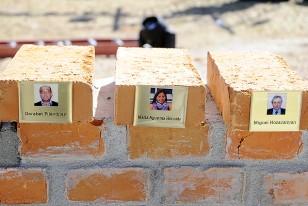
264 172 308 204
129 125 209 159
0 45 94 122
18 120 104 157
0 81 18 121
207 51 308 130
226 130 302 159
301 92 308 129
66 168 148 202
0 169 47 204
164 167 243 204
115 47 205 126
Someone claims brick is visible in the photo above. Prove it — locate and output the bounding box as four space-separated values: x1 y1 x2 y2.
300 92 308 130
164 167 243 204
207 51 308 130
0 169 47 204
73 82 93 122
114 47 205 126
66 168 148 202
18 120 104 157
0 45 94 122
0 81 18 121
114 85 135 125
264 172 308 204
129 125 209 159
226 130 302 159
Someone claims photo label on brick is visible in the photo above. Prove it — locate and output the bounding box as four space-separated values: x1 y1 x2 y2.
133 85 188 128
19 81 72 123
249 91 302 131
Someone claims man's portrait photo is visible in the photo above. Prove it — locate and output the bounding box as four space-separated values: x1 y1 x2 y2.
267 94 286 115
34 84 58 106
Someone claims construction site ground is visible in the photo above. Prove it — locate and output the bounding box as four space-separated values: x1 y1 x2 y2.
0 0 307 82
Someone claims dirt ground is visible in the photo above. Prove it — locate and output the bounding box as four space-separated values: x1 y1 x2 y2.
0 0 307 82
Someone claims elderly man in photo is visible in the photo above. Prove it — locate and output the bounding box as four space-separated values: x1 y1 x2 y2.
34 85 58 106
267 95 285 115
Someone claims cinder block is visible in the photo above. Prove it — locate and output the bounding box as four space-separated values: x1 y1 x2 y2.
0 45 94 122
207 51 308 130
226 130 302 159
18 120 104 157
114 47 205 126
129 124 209 159
0 122 20 166
164 167 243 204
264 172 308 204
66 168 148 202
0 169 47 204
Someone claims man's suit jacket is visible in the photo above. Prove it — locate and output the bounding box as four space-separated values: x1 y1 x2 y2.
34 101 58 106
267 108 286 115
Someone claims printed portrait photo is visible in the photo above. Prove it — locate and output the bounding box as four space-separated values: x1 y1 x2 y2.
34 83 59 106
149 87 173 111
267 93 287 115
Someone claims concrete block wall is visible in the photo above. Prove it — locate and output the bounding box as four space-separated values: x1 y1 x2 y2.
1 47 308 205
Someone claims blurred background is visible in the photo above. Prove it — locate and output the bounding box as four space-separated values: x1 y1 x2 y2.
0 0 307 82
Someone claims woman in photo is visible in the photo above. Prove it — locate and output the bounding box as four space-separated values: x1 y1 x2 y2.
150 89 172 111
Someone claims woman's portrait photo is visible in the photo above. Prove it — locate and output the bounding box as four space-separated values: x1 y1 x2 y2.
150 88 172 111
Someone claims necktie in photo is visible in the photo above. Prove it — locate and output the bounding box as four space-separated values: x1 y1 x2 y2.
275 111 278 115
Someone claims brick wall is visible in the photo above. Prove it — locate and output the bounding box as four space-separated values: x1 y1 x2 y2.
1 47 308 205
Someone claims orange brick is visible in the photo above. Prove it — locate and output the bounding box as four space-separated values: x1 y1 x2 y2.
0 81 18 121
18 120 104 157
72 82 93 122
114 85 135 125
66 168 148 202
0 169 47 204
300 92 308 130
115 47 205 126
129 125 209 159
207 51 308 130
226 130 302 159
265 172 308 204
164 167 243 204
0 45 94 122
